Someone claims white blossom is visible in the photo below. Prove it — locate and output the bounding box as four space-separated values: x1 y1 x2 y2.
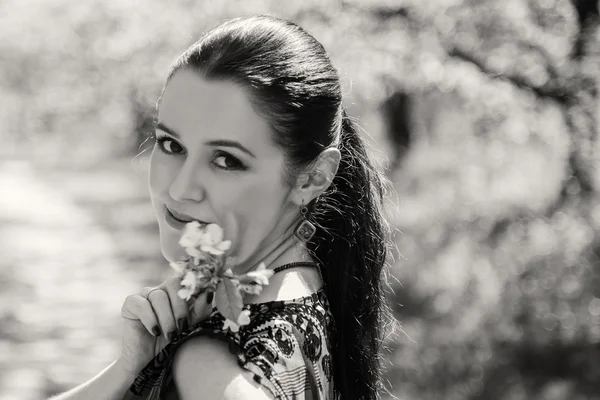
245 263 274 286
239 284 262 295
197 224 231 256
179 221 204 248
178 287 195 301
237 310 251 326
223 318 240 333
169 260 187 275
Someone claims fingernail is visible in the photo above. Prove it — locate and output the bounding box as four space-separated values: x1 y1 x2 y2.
206 292 214 304
178 318 186 331
168 330 176 341
182 318 189 331
152 326 161 337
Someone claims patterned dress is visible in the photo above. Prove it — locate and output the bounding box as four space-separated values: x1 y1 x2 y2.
126 288 335 400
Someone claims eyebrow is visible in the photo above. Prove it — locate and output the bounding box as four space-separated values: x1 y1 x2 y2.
156 121 256 158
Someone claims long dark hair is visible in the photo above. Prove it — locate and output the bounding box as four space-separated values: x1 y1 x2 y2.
165 15 395 399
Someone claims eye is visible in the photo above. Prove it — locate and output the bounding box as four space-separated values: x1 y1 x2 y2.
212 150 247 171
155 135 184 155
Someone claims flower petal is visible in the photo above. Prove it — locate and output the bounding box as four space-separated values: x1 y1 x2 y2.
185 247 203 258
179 221 203 247
223 318 239 333
178 287 195 301
186 221 201 231
206 224 224 244
196 231 212 247
246 268 274 286
181 271 197 290
237 310 251 326
201 245 224 256
217 240 231 251
169 261 187 274
179 236 193 248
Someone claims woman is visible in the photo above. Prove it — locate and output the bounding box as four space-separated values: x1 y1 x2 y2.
51 15 394 400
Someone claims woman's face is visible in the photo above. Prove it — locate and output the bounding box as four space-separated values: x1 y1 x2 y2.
148 69 297 264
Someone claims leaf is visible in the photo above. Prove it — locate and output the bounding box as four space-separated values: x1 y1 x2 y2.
215 278 244 323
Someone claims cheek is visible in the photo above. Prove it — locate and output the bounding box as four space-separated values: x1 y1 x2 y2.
219 177 287 254
148 152 175 197
148 152 185 261
240 185 279 221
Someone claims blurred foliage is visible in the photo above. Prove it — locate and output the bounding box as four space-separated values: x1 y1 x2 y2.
1 0 600 399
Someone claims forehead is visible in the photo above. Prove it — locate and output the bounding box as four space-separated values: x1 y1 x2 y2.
158 69 273 150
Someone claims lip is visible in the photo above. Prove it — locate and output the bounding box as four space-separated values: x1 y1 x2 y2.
164 206 209 230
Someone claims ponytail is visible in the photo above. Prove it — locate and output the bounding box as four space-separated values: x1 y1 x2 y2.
309 108 395 399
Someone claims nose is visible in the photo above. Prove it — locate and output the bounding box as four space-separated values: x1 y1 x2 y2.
168 159 205 203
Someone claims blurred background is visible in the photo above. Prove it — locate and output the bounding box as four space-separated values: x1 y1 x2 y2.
1 0 599 399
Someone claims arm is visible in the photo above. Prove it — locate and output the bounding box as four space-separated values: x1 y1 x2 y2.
173 336 274 400
48 358 137 400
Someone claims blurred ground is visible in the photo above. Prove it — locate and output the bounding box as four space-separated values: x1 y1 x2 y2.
0 158 167 400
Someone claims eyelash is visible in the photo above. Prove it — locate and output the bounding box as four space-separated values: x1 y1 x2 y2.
154 134 247 171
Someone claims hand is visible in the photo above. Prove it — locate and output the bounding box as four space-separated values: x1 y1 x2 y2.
118 275 213 376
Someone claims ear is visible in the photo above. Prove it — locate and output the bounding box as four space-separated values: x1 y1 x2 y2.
290 148 341 207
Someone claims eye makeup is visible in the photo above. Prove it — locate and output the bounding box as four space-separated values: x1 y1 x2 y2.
155 134 248 172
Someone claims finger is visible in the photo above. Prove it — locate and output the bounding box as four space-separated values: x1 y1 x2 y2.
139 286 157 299
121 294 161 337
189 290 213 326
147 289 177 341
162 276 191 332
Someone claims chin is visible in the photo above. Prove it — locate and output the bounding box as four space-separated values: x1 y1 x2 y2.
158 225 185 263
161 244 185 263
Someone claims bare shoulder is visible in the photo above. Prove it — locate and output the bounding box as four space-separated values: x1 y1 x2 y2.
172 335 275 400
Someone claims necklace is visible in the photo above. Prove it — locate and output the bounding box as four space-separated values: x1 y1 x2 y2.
272 261 320 274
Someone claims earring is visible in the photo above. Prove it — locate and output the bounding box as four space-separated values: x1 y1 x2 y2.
294 199 316 243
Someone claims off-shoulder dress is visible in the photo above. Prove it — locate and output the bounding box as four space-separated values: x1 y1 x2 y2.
126 284 334 400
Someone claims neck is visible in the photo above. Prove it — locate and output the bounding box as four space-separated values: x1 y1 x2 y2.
232 215 314 275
